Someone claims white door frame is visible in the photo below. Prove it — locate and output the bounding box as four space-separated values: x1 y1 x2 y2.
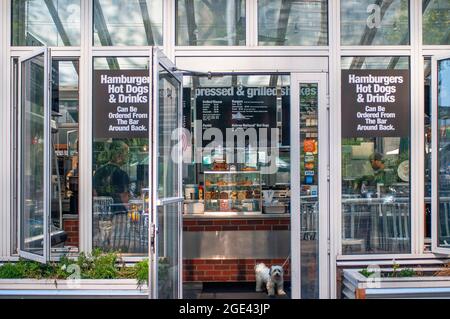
150 48 184 299
431 54 450 255
17 47 51 263
290 72 329 299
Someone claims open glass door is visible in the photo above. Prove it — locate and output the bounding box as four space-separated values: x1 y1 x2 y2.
18 48 51 263
432 55 450 254
290 73 329 298
150 49 183 299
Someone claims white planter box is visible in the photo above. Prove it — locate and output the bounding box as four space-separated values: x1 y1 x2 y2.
343 269 450 299
0 279 149 299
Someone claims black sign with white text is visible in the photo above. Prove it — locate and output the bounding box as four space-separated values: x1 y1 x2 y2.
93 70 151 138
341 69 410 138
195 86 288 147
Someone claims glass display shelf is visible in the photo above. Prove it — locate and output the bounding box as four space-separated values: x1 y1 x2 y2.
204 171 262 214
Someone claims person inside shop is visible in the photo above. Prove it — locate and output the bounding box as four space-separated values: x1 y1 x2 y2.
354 152 396 197
93 140 130 247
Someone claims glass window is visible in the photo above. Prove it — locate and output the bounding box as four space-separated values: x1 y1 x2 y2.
341 56 411 254
422 0 450 45
436 57 450 249
176 0 246 46
299 82 319 298
258 0 328 46
93 0 163 46
341 0 409 46
20 52 47 258
12 0 81 46
51 59 80 252
157 65 180 198
424 57 432 251
92 57 150 255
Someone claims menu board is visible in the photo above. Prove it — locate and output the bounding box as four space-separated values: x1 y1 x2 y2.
195 86 287 147
341 69 410 138
93 70 151 138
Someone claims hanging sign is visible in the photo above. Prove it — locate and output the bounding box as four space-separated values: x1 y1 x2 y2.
93 70 151 138
195 86 288 147
341 69 410 138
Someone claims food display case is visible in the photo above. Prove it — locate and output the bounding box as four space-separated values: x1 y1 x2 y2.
204 171 262 214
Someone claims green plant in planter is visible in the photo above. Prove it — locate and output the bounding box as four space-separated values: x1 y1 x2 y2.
390 260 415 278
359 268 376 278
0 250 175 291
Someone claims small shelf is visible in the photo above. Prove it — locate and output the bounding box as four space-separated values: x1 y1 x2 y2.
204 171 262 214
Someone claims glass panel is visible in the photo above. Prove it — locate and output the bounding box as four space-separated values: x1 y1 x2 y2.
156 203 180 299
181 75 292 297
341 57 411 254
340 0 409 45
424 57 432 251
299 83 319 298
258 0 328 46
12 58 19 255
93 0 163 46
158 65 180 199
423 0 450 45
50 59 79 253
437 58 450 248
92 57 151 255
12 0 81 46
176 0 246 46
20 52 46 257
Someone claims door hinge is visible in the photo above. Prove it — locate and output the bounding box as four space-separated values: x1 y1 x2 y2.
327 239 331 255
327 164 330 181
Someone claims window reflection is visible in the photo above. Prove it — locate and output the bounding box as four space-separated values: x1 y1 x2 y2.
437 58 450 248
341 57 411 255
424 58 432 250
340 0 409 46
423 0 450 45
93 0 163 46
258 0 328 46
176 0 246 46
92 57 150 255
158 66 180 198
12 0 81 46
51 59 80 252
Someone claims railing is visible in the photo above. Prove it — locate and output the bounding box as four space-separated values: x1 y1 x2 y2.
92 197 149 253
341 197 410 253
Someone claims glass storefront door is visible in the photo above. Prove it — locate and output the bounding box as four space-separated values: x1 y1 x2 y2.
290 73 329 298
432 55 450 254
18 48 51 262
90 48 183 298
150 51 183 299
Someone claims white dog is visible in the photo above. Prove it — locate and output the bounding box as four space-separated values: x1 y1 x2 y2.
255 263 286 296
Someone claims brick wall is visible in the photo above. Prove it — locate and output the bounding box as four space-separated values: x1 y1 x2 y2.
183 258 291 282
63 218 79 247
183 218 290 232
183 217 290 282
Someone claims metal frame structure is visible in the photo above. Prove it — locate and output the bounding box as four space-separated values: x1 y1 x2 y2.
0 0 449 299
150 48 184 299
17 48 51 263
431 54 450 255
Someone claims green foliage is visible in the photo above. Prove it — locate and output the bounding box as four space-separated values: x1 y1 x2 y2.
0 262 25 279
390 262 415 278
359 261 416 278
359 268 375 278
0 250 150 286
133 259 149 288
